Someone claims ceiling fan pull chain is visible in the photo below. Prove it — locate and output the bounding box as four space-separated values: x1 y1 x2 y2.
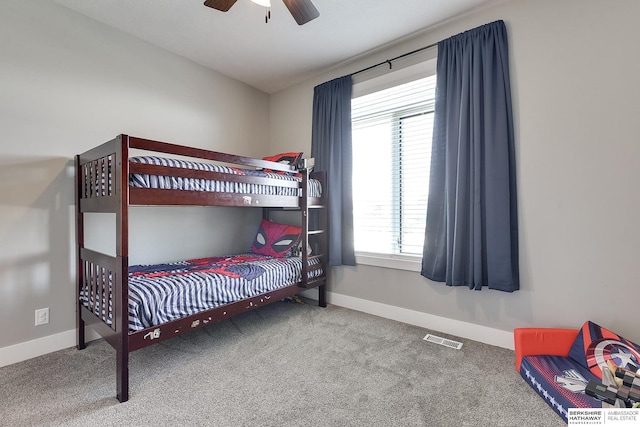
265 5 270 23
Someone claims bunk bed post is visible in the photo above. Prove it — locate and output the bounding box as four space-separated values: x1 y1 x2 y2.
316 170 328 308
115 135 130 402
318 284 327 308
115 254 129 402
75 154 86 350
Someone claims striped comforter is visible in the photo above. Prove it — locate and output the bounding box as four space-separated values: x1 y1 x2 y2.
81 254 321 332
129 156 322 197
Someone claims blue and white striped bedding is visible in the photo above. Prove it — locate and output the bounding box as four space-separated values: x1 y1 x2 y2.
129 156 322 198
81 253 322 332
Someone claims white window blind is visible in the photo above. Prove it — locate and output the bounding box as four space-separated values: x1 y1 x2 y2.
352 74 436 256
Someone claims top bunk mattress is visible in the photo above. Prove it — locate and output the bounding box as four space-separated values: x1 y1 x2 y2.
130 156 322 198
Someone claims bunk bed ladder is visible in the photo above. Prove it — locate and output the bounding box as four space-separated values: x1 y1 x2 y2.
260 168 327 307
301 169 328 307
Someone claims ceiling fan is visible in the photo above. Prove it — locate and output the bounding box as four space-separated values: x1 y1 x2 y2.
204 0 320 25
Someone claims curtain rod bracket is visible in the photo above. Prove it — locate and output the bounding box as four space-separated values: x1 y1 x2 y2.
349 41 438 78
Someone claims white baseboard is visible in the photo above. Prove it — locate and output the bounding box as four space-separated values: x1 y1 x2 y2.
1 292 513 368
0 328 101 368
326 292 515 350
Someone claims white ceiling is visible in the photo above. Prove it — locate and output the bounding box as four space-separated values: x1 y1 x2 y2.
54 0 495 94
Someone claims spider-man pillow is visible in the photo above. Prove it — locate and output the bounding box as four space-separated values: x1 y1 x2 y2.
250 219 301 258
568 320 640 379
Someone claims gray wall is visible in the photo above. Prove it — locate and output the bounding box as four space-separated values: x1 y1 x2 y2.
2 0 639 363
270 0 640 341
0 0 268 353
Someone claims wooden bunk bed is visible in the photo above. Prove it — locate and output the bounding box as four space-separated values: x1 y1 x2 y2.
75 134 327 402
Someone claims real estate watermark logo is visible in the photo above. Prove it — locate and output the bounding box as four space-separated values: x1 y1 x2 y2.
568 408 640 426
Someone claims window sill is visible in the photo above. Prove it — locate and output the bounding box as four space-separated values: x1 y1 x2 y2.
355 253 422 272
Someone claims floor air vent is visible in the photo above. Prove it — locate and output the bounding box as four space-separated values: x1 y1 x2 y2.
423 334 463 350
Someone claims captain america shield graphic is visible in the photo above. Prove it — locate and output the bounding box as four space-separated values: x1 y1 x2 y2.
586 339 640 375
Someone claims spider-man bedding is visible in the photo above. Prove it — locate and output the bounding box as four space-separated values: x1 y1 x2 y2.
81 253 322 332
129 156 322 197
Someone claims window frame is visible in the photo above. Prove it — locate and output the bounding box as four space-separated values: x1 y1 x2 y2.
351 58 437 271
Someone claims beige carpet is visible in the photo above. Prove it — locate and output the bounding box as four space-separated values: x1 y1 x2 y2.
0 299 563 426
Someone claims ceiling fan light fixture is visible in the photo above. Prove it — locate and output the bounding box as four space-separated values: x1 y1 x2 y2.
204 0 319 25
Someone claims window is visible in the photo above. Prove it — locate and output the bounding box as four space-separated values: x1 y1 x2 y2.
352 72 436 267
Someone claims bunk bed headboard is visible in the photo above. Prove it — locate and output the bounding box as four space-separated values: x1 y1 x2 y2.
75 135 130 350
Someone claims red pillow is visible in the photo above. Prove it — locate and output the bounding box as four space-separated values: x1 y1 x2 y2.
262 152 303 174
250 219 301 258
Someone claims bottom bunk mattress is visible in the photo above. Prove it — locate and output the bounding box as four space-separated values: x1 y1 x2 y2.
80 254 322 332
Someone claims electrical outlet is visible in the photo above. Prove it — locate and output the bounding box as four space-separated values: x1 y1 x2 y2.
35 308 49 326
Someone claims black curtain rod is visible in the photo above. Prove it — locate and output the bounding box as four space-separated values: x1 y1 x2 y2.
350 41 438 77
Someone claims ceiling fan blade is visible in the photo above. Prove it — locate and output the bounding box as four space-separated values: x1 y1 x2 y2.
282 0 320 25
203 0 237 12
